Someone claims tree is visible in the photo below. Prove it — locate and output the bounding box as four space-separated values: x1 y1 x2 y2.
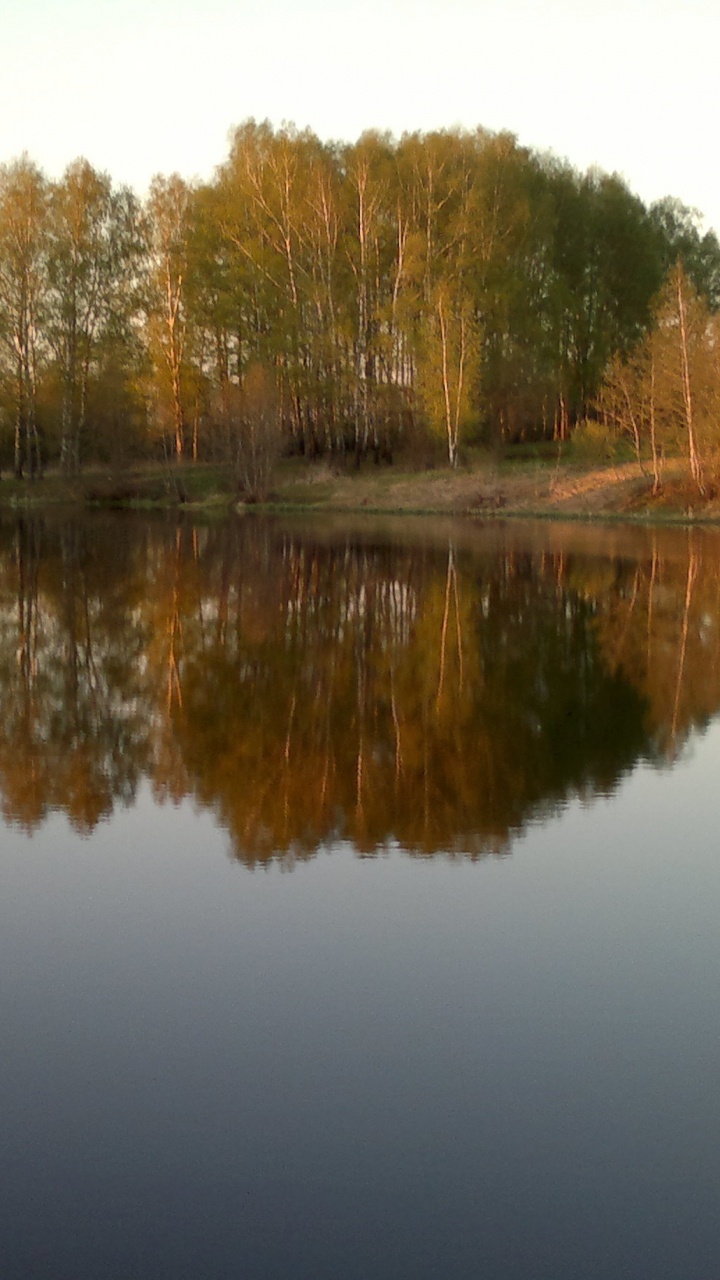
417 282 480 465
0 156 49 477
649 197 720 310
596 264 720 493
47 159 141 471
655 265 720 493
145 174 193 460
226 362 283 500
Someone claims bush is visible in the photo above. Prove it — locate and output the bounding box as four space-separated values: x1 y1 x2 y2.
223 365 283 501
570 419 625 464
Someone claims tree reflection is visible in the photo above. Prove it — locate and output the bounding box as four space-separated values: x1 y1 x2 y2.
0 515 152 831
0 515 715 860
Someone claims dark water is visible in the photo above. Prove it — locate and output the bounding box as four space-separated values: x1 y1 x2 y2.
1 512 720 1278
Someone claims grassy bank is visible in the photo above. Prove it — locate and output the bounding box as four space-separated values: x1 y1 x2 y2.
0 454 718 523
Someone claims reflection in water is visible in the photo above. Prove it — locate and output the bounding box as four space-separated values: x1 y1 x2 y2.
0 513 717 860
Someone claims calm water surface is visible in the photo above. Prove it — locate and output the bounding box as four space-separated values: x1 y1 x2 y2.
1 513 719 1278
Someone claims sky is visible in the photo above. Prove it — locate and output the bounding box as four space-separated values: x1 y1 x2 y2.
2 0 719 230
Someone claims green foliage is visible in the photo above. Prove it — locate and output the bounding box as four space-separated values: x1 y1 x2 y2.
595 266 720 491
46 160 143 472
570 418 628 464
0 124 715 476
649 197 720 309
416 284 481 465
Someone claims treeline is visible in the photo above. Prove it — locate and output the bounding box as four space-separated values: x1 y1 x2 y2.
1 123 719 477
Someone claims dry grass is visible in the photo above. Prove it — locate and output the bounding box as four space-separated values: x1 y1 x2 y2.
272 457 661 518
4 455 720 522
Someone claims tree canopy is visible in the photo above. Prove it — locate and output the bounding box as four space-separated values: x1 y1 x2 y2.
0 124 718 474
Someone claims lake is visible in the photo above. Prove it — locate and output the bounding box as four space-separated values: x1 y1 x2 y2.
0 511 719 1279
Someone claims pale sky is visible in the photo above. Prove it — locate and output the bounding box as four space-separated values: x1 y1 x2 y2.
2 0 719 229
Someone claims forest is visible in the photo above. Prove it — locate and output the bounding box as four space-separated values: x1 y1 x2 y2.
1 121 720 487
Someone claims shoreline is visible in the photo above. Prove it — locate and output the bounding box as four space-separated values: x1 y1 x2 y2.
1 457 719 525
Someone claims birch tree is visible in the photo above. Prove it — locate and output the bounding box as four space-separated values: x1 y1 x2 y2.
146 174 194 460
418 282 480 465
0 157 48 477
47 160 140 471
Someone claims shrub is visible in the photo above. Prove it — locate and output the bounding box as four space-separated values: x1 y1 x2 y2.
571 418 625 464
223 365 283 501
